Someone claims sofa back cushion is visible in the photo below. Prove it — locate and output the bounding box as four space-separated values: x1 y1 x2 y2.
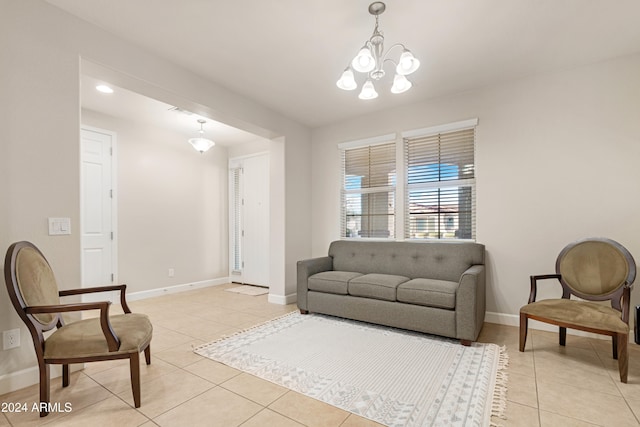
328 240 485 282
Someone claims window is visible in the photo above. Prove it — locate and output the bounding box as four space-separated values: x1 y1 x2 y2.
341 140 396 238
404 122 476 240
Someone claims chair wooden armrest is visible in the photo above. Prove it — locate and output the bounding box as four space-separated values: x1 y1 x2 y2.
528 274 561 303
621 284 631 323
59 284 131 313
25 301 120 351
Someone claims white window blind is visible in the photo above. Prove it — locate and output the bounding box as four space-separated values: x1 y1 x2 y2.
405 126 476 240
341 141 396 239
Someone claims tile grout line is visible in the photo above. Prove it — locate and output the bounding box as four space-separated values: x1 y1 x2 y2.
530 333 542 427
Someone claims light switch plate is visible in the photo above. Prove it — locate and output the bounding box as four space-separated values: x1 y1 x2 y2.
48 218 71 235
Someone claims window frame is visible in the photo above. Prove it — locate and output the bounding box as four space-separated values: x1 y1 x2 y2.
403 118 477 241
339 134 397 240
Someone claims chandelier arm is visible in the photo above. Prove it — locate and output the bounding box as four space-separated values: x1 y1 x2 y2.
380 43 408 62
382 57 399 69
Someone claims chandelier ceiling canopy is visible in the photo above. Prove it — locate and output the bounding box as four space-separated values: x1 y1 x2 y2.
337 2 420 100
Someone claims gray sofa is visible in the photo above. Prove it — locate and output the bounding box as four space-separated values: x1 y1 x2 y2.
297 240 486 344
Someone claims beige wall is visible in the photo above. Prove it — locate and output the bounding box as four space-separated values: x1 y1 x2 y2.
311 53 640 321
228 139 271 159
0 0 311 383
81 110 230 292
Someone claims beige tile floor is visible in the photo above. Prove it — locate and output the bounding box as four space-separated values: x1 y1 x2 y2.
1 283 640 426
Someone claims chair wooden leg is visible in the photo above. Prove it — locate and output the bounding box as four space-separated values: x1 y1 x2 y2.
144 345 151 365
612 335 618 360
62 364 70 387
559 327 566 346
618 333 628 383
129 352 141 408
39 363 50 417
519 312 528 352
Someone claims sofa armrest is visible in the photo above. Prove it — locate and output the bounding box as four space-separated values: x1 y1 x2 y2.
297 256 333 311
455 265 486 342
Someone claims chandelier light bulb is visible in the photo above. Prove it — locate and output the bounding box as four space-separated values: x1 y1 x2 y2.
391 74 412 94
396 50 420 75
352 47 376 73
336 68 357 91
358 79 378 100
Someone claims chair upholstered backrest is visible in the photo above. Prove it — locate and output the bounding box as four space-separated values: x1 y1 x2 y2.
556 238 636 300
13 244 60 324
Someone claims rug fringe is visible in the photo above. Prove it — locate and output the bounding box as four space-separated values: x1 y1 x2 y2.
489 345 509 426
192 310 299 352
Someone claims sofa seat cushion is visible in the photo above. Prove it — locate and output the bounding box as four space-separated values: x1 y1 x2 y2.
397 278 458 309
308 271 362 295
348 273 410 302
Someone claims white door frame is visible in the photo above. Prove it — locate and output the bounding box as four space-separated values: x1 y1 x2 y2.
80 125 118 289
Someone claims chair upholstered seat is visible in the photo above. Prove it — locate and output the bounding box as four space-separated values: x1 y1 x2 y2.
44 313 153 360
521 299 628 334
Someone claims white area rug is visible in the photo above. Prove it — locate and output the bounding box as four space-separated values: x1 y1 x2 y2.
195 312 507 427
224 285 269 296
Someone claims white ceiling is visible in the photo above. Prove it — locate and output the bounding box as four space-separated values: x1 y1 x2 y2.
82 75 262 146
52 0 640 131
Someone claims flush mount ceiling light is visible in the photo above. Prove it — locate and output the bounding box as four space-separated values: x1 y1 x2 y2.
336 2 420 100
188 119 215 154
95 84 114 94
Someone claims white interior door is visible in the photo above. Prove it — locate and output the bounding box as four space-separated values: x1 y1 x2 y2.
81 127 116 297
232 153 269 287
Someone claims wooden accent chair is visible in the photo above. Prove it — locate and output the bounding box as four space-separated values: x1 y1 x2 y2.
520 237 636 382
3 241 153 416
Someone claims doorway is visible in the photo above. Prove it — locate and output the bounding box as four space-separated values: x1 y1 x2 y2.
229 152 270 287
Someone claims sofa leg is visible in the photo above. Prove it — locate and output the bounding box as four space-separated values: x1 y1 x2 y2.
300 309 309 314
460 339 472 346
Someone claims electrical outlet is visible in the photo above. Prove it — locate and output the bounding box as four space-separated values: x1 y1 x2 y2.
3 329 20 350
168 268 175 278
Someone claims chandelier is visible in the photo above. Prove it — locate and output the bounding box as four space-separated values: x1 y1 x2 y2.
188 119 215 154
336 2 420 100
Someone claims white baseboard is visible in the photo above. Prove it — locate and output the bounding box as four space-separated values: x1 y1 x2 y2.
484 311 520 327
127 277 230 301
0 364 83 397
268 292 297 305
